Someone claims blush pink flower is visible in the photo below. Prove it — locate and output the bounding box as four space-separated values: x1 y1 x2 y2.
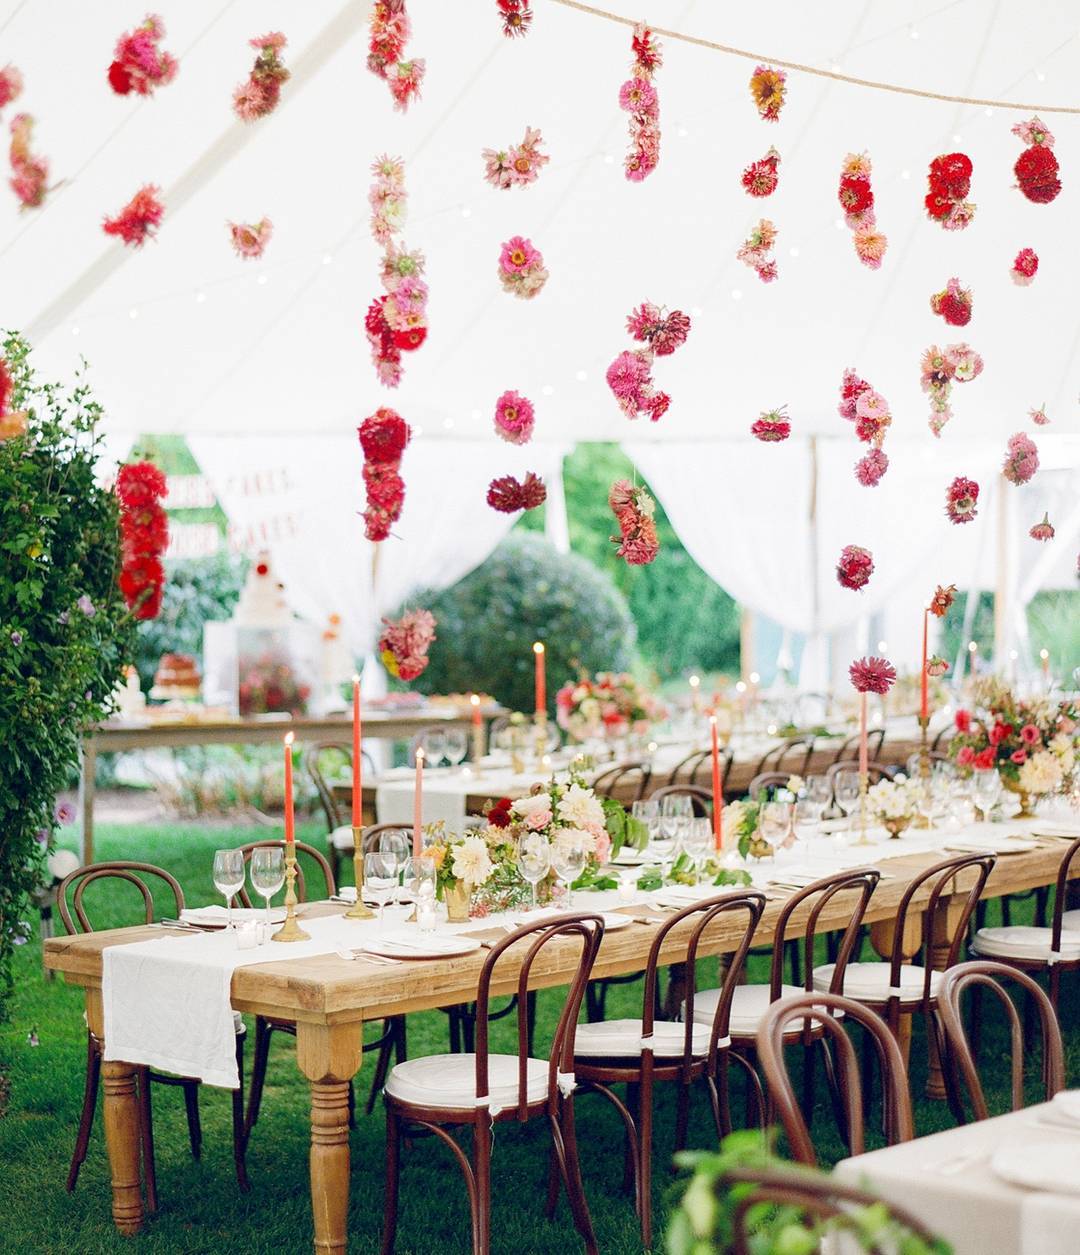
497 235 548 298
854 448 888 486
853 224 888 269
1029 513 1054 542
1003 432 1039 485
493 390 535 444
750 408 790 442
837 544 874 591
926 656 950 678
1029 405 1050 426
619 77 658 116
849 656 897 695
228 217 273 259
945 476 979 525
606 350 651 402
854 390 888 421
0 64 23 110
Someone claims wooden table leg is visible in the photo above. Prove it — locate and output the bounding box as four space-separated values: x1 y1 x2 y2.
79 737 96 864
87 988 144 1234
297 1020 363 1254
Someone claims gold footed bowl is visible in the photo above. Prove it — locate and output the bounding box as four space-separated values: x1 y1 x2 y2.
882 816 911 839
1001 774 1036 820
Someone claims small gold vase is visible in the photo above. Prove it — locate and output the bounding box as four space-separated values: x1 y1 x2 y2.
444 880 471 923
747 834 771 860
881 816 911 840
1001 775 1036 820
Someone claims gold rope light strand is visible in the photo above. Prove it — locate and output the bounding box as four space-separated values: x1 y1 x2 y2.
548 0 1080 115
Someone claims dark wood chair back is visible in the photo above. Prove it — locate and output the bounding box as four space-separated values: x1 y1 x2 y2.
937 960 1065 1121
591 761 652 802
824 759 896 793
304 741 375 833
487 716 562 755
1043 838 1080 954
665 746 733 789
757 991 913 1165
753 736 815 779
931 724 955 751
475 913 604 1121
57 861 185 934
360 822 414 856
649 784 713 817
746 771 798 800
235 839 335 906
831 728 885 764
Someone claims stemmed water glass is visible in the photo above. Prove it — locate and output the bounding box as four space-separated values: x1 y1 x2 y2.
443 728 468 769
422 729 447 767
378 829 410 907
758 801 792 863
661 794 693 842
212 848 245 931
249 846 284 938
972 768 1001 819
804 775 831 811
550 835 586 909
631 798 659 843
793 798 823 846
833 771 861 829
364 852 398 927
683 818 712 883
516 832 551 912
406 855 438 930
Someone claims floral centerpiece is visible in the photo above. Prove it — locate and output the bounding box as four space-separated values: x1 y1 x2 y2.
721 775 803 859
866 775 919 837
949 678 1078 816
555 671 666 742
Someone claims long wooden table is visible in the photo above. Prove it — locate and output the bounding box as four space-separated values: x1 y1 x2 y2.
43 838 1070 1252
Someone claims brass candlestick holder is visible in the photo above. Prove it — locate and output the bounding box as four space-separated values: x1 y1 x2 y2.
344 824 375 920
533 710 548 763
471 725 485 777
271 841 310 942
914 715 932 829
852 770 873 846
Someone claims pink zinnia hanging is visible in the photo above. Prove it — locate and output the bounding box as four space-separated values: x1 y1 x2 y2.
1011 248 1039 286
838 153 886 269
607 302 690 420
925 152 975 230
750 406 790 442
368 1 424 112
498 235 548 299
0 65 23 111
920 343 983 436
854 448 889 487
359 407 411 541
232 32 289 122
1029 514 1055 542
737 219 778 282
930 278 973 328
379 609 436 681
749 65 786 122
839 369 892 484
837 544 874 591
1002 432 1039 486
1029 405 1050 426
849 656 897 696
497 1 533 39
102 184 164 247
620 23 662 182
487 472 546 514
1012 117 1060 204
482 126 548 190
742 148 780 198
609 480 659 566
108 15 178 97
926 656 950 678
945 476 979 525
8 113 48 209
366 158 428 387
228 218 273 259
493 391 535 445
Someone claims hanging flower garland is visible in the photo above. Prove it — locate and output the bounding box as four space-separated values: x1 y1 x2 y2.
1011 248 1038 286
497 1 532 38
855 448 888 487
487 471 546 513
228 218 272 259
606 302 691 421
838 152 887 270
620 23 662 182
359 407 411 541
742 148 780 198
482 126 548 190
925 152 975 230
366 157 428 387
0 65 23 112
379 609 436 680
920 343 983 436
737 219 778 282
1012 117 1060 204
944 476 979 525
9 114 48 209
493 390 535 444
749 64 786 121
609 480 659 566
370 153 407 242
1030 514 1055 543
368 1 424 112
930 277 972 327
233 32 289 122
839 368 892 486
750 406 790 441
837 544 873 591
929 584 957 617
115 462 168 621
1030 404 1050 426
497 235 548 299
102 184 164 247
108 15 178 96
1002 432 1039 486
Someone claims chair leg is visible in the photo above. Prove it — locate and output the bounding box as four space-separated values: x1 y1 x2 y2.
366 1025 397 1117
244 1016 272 1140
232 1036 251 1192
67 1036 101 1193
622 1082 639 1195
182 1079 202 1160
801 1038 816 1126
556 1099 599 1255
137 1066 158 1215
448 1006 463 1054
526 991 538 1056
381 1105 402 1255
820 1039 850 1154
674 1077 691 1153
637 1082 655 1249
473 1122 493 1255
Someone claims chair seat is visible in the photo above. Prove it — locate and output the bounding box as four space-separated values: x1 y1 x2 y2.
971 926 1080 963
812 962 942 1004
330 824 355 852
688 984 840 1037
1062 910 1080 932
385 1053 551 1114
575 1017 711 1060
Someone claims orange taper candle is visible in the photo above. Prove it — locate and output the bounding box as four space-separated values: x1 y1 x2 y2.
533 641 546 715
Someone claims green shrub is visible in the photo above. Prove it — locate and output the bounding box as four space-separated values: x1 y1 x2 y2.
400 532 635 715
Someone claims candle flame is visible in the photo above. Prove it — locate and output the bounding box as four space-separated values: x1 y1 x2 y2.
533 641 545 655
709 714 717 726
688 674 700 688
1040 648 1049 660
284 731 295 746
470 693 480 706
416 747 425 762
352 672 360 683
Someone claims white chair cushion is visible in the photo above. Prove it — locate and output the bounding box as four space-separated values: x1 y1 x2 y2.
574 1017 712 1059
330 824 355 852
971 926 1080 963
812 962 941 1003
385 1053 551 1114
688 984 838 1037
1062 910 1080 932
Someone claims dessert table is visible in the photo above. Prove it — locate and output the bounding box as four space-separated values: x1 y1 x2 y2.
834 1101 1080 1254
44 820 1075 1253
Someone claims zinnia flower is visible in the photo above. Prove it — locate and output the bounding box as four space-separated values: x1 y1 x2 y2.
1015 143 1061 204
854 448 888 486
838 174 873 216
849 656 897 695
742 148 780 197
378 609 436 681
102 184 165 247
1012 248 1038 285
945 476 979 525
1029 513 1055 542
497 1 533 39
493 390 535 444
930 277 973 327
1029 405 1049 426
926 656 949 678
359 408 411 462
1002 432 1039 486
853 224 887 269
606 350 651 402
749 64 786 121
486 472 545 513
837 544 874 591
228 217 272 259
750 408 790 442
0 64 23 109
930 584 957 618
619 77 658 116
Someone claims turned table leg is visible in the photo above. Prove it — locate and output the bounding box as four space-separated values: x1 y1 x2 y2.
88 988 144 1234
297 1020 363 1254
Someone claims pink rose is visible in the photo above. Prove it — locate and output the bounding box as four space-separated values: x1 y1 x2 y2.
593 831 611 866
1020 724 1041 746
525 808 552 831
1010 750 1027 765
956 746 975 766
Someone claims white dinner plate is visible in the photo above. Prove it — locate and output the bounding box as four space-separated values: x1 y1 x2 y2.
362 932 482 960
180 906 286 928
945 838 1038 855
610 848 651 866
599 913 634 932
991 1141 1080 1195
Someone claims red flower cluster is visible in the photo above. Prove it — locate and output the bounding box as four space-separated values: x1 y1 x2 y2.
368 1 424 112
625 302 690 357
497 1 532 37
359 407 411 541
1011 248 1039 286
925 152 975 230
929 583 957 618
836 543 873 591
232 32 289 122
486 471 546 513
108 14 177 97
102 184 164 247
930 277 972 327
608 302 690 420
609 479 659 566
1012 118 1060 204
849 656 897 695
486 797 514 827
378 608 436 681
742 148 780 198
945 476 979 525
116 461 168 620
750 406 790 442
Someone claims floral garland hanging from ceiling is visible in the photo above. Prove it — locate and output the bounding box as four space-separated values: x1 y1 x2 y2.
606 302 691 421
9 113 48 209
232 32 289 122
379 609 436 680
102 184 164 247
925 152 975 230
108 14 178 97
497 1 532 38
609 480 659 566
1011 248 1039 286
749 64 787 121
0 65 22 112
930 277 972 327
742 147 780 198
359 406 411 541
487 471 546 513
839 369 892 487
115 462 169 620
838 152 887 269
482 126 548 189
620 23 662 182
736 219 778 282
1012 117 1060 204
920 343 983 436
368 1 424 112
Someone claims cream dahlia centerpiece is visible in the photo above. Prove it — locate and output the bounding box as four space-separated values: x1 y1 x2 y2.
555 671 666 743
866 775 919 837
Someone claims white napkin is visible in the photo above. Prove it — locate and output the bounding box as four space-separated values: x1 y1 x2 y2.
180 905 285 926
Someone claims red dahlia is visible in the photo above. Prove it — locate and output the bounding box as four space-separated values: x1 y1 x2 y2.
358 407 411 462
930 152 972 196
1015 144 1061 204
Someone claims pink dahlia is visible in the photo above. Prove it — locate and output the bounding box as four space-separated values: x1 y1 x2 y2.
854 448 888 486
1029 513 1054 542
493 390 535 444
619 77 658 116
1003 432 1039 485
606 350 651 402
945 476 979 524
850 656 897 695
837 544 874 591
750 408 790 442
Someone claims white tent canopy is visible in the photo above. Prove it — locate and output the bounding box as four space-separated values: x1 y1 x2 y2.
2 1 1077 670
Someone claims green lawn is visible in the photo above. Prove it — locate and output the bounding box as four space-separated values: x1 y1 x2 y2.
2 822 1075 1254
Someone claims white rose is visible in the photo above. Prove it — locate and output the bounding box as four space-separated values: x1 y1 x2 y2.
551 826 597 856
512 792 552 818
556 782 606 833
47 848 80 882
450 835 494 887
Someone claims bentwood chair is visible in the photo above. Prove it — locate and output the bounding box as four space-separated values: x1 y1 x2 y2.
831 728 885 765
824 759 897 791
757 992 914 1166
591 761 652 803
58 862 249 1209
936 961 1065 1124
304 740 376 885
746 771 799 800
752 735 815 780
381 914 605 1255
237 840 404 1130
574 892 766 1246
688 869 881 1130
649 784 713 817
665 746 734 790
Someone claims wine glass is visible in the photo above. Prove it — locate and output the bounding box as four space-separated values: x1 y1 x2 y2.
758 801 792 862
444 727 468 769
249 846 284 937
804 775 831 811
364 852 398 927
794 798 823 845
833 771 861 828
660 793 692 841
378 829 410 905
972 767 1001 819
684 817 712 883
212 848 245 931
550 834 586 909
516 832 551 912
422 729 447 766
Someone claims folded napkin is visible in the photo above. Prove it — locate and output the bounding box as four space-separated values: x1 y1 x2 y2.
180 906 285 926
1030 822 1080 839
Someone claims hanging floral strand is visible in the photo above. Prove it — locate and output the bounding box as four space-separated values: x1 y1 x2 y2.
9 114 48 209
482 126 548 190
925 152 975 230
115 462 168 620
920 343 983 436
0 65 22 112
606 302 691 421
944 476 979 525
1030 513 1055 542
497 235 548 299
368 1 424 112
102 184 164 247
228 218 272 259
619 23 662 182
930 277 973 327
379 609 436 680
1012 117 1060 204
749 64 786 121
837 544 874 591
487 472 546 513
232 32 289 122
493 390 535 444
1002 432 1039 486
736 219 778 282
741 147 780 197
1011 248 1039 286
838 152 887 269
497 1 532 37
750 405 790 442
838 368 892 487
359 406 411 541
108 14 178 96
609 480 659 566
